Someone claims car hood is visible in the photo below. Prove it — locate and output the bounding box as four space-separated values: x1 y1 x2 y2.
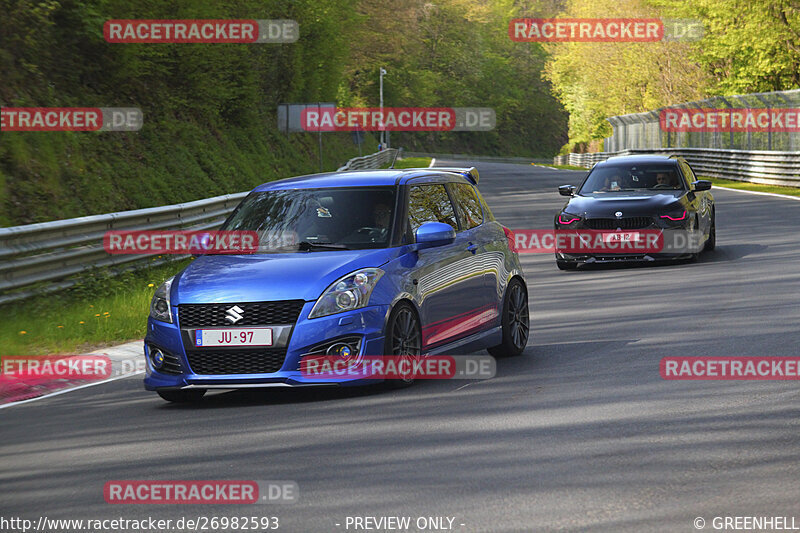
173 248 399 304
564 192 684 217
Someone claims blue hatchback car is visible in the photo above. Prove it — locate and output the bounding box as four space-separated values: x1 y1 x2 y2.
144 167 529 402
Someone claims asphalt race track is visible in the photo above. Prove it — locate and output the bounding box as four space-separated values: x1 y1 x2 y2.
3 160 800 532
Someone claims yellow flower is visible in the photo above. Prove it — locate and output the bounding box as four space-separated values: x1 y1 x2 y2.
79 321 85 324
103 311 110 315
57 325 64 329
89 305 94 308
19 330 27 335
148 283 155 288
95 313 100 317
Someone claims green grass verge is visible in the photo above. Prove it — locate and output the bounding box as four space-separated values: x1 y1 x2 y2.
0 259 192 356
702 177 800 197
393 157 433 169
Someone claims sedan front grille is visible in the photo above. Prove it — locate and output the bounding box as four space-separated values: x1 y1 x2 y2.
186 348 288 375
586 217 653 230
178 301 305 328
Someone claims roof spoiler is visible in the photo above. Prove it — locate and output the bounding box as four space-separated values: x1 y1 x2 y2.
434 167 480 185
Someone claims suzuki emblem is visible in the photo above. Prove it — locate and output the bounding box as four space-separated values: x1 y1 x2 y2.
225 305 244 324
615 211 623 218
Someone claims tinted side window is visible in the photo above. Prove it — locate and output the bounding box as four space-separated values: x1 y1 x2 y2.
408 184 458 233
450 183 483 230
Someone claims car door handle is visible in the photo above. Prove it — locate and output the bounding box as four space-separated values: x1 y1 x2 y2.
467 243 478 254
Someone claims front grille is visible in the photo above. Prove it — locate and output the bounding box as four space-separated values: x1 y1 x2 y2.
178 300 305 328
586 216 653 230
186 348 288 375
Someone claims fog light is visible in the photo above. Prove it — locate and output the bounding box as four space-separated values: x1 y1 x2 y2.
327 343 354 359
151 348 165 369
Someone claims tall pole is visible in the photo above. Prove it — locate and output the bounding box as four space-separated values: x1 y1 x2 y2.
379 67 386 148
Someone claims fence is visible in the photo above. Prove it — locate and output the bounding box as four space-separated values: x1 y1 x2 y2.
554 148 800 186
1 150 393 304
603 89 800 152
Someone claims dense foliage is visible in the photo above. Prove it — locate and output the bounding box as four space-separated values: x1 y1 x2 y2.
0 0 568 225
545 0 800 149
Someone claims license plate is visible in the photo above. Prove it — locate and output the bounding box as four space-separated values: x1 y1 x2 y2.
194 328 273 347
603 232 640 243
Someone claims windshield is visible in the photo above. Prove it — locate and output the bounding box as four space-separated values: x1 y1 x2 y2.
222 186 396 252
579 164 685 194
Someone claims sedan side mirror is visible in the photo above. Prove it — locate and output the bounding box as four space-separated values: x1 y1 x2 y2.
692 180 712 191
558 185 577 196
414 222 456 249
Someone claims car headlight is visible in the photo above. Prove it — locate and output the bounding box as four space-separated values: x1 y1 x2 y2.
557 212 582 226
660 209 688 223
309 268 384 319
149 276 174 323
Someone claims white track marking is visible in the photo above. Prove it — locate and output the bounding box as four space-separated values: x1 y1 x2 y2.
0 371 144 410
712 185 800 201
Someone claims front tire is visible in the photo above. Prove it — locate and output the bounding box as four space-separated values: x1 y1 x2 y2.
383 302 422 388
157 389 206 403
704 210 716 252
488 278 530 357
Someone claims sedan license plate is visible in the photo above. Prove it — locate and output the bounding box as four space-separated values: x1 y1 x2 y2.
603 231 640 244
195 328 273 347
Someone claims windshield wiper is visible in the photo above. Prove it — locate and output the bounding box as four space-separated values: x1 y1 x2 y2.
296 241 350 251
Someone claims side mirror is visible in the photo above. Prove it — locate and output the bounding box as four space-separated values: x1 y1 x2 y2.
692 180 712 191
414 222 456 249
558 185 576 197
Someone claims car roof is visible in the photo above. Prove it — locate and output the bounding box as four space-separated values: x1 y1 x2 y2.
252 168 475 191
597 154 679 166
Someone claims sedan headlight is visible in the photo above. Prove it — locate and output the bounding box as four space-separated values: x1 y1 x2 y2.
660 209 688 223
557 212 582 226
309 268 384 319
149 276 174 323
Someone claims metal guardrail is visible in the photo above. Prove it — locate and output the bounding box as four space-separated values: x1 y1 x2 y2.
338 148 399 171
403 151 552 165
1 150 393 304
554 148 800 186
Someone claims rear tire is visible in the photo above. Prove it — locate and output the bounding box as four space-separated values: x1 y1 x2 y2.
488 278 530 358
383 302 422 388
157 389 206 403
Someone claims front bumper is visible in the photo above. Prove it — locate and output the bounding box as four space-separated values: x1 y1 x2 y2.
553 226 704 265
143 302 391 390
